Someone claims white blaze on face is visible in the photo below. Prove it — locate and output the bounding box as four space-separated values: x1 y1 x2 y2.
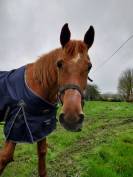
72 53 81 63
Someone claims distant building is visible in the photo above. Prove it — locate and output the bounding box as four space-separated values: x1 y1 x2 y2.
129 94 133 102
101 93 123 102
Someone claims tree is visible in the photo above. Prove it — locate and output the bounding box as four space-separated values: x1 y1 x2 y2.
117 68 133 102
85 84 100 101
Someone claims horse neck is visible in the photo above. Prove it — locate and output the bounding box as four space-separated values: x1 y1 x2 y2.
32 48 62 103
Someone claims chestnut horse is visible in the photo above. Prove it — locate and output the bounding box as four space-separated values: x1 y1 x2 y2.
0 24 95 177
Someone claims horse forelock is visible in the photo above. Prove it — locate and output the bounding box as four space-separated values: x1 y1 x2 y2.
64 40 87 59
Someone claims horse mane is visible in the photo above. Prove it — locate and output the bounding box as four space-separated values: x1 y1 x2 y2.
33 40 87 88
33 48 62 88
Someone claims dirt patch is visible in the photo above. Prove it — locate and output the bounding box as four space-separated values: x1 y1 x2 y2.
47 118 133 177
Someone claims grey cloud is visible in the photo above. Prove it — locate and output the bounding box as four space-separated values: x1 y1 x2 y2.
0 0 133 92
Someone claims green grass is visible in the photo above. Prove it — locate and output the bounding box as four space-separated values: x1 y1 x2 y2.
84 101 133 119
0 101 133 177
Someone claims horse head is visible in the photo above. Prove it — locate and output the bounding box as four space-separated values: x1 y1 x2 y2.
57 24 95 132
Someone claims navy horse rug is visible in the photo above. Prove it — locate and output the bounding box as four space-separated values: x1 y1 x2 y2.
0 66 57 143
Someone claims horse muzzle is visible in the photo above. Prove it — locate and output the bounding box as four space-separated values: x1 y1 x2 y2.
59 113 84 132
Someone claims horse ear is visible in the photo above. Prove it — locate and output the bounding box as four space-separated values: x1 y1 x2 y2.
84 26 95 49
60 23 71 48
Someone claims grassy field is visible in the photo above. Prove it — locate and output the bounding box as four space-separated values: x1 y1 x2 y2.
0 101 133 177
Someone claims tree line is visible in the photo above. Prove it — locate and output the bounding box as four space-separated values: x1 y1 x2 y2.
85 68 133 102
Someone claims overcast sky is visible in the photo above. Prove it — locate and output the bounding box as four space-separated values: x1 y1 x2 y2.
0 0 133 93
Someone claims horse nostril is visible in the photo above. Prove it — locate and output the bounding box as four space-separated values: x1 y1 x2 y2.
77 128 82 132
60 113 64 118
59 113 65 124
78 114 84 124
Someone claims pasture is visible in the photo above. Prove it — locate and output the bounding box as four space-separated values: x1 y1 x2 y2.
0 101 133 177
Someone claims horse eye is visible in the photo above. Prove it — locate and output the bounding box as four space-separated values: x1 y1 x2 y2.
88 63 92 71
57 60 63 68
